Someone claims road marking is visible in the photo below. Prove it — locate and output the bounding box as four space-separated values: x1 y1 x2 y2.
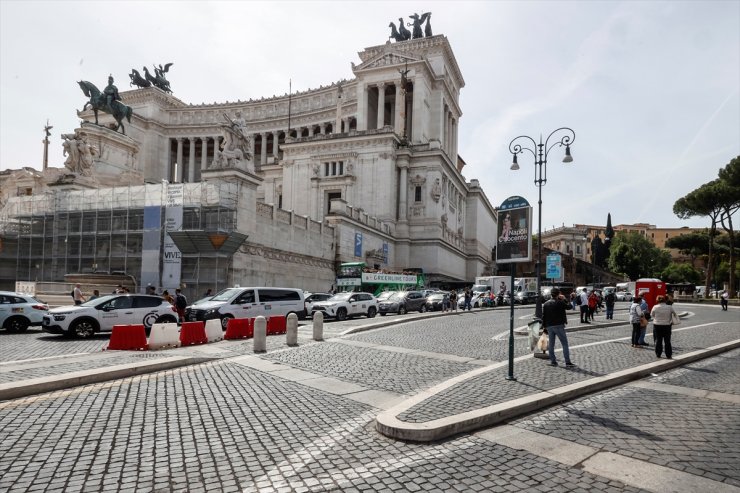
627 380 740 404
0 353 90 366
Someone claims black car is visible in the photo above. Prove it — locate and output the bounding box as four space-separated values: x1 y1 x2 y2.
424 292 449 311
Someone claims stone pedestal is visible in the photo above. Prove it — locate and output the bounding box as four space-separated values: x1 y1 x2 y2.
79 122 142 185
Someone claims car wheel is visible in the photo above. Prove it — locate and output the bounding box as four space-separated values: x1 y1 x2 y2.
367 307 377 318
221 315 234 330
3 316 30 333
72 319 96 338
399 306 407 315
420 305 426 313
336 308 348 321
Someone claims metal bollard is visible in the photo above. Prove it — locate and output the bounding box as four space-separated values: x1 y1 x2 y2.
253 316 266 353
312 311 324 341
286 313 298 346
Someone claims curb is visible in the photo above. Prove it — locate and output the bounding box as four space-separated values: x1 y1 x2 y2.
375 339 740 442
0 356 211 402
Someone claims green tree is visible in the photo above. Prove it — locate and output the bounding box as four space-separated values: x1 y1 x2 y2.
660 263 702 284
674 181 723 296
608 231 671 280
716 156 739 296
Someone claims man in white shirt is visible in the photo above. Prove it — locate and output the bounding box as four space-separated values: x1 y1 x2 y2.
579 289 590 323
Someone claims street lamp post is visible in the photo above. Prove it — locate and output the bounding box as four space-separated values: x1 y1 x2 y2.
509 127 575 319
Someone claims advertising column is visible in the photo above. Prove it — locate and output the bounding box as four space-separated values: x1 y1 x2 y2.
162 183 183 290
496 195 533 381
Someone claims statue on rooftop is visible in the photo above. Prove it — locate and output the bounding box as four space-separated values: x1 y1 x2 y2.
211 110 252 169
129 68 151 89
409 12 429 39
141 63 173 93
389 13 433 42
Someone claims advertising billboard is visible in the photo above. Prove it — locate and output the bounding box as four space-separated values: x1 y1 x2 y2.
496 196 532 264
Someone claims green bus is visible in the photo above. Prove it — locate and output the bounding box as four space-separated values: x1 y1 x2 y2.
336 262 424 296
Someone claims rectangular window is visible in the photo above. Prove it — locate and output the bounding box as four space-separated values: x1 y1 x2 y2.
324 162 329 176
332 162 337 176
278 194 283 209
339 161 344 175
576 245 581 254
414 186 422 202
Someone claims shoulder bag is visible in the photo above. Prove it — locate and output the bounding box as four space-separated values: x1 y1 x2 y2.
671 311 681 325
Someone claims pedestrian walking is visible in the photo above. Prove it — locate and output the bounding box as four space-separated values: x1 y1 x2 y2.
605 290 616 319
73 284 86 305
542 288 574 367
88 289 100 301
570 292 577 311
449 289 458 312
650 295 677 359
174 288 187 323
579 289 589 323
463 288 472 311
629 296 644 348
720 290 729 311
203 288 213 299
588 290 598 321
638 297 650 346
162 290 174 305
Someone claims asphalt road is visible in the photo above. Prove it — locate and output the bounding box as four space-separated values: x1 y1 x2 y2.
0 303 737 492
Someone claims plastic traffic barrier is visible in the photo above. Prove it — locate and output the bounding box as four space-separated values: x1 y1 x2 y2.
179 321 208 346
224 317 253 340
266 315 287 335
148 323 180 350
204 319 224 343
107 324 148 351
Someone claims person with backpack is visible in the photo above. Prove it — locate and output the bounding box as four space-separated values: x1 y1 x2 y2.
174 288 187 323
605 290 616 319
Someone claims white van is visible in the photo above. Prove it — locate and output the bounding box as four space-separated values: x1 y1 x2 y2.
185 287 305 329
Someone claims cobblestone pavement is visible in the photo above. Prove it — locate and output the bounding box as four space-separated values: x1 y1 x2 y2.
0 304 736 492
511 348 740 487
0 361 645 493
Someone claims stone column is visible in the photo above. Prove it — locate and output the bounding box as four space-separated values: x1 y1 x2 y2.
200 137 208 171
376 82 386 129
188 137 196 182
320 123 326 135
452 118 458 161
260 132 267 165
395 83 403 135
273 131 280 159
357 83 368 131
397 156 409 223
249 134 256 162
176 138 184 182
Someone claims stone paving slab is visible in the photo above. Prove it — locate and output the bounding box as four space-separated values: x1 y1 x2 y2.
397 322 739 423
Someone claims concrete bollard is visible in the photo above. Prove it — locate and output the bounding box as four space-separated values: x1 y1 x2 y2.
253 316 266 353
313 311 324 341
286 313 298 346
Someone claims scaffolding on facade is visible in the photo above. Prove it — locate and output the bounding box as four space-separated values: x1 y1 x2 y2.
0 181 240 297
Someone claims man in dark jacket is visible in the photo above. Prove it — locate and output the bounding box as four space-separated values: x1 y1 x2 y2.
542 287 575 367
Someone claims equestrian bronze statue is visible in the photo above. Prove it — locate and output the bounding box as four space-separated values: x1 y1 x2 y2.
77 76 133 134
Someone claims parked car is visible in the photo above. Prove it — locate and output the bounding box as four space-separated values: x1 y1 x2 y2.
311 292 377 321
424 292 449 311
376 291 398 303
42 294 178 338
616 291 633 302
186 287 306 328
513 291 539 304
378 290 427 315
304 292 333 315
0 291 48 332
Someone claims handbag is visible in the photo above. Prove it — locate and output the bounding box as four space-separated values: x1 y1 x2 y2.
671 311 681 325
639 315 648 328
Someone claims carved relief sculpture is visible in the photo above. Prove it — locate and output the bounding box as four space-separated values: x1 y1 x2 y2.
61 130 98 176
431 178 441 202
211 110 252 169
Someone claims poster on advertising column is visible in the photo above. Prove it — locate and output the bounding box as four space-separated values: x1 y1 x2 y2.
496 196 532 264
162 183 183 289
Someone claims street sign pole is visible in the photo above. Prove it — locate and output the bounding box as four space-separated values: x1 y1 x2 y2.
506 261 516 381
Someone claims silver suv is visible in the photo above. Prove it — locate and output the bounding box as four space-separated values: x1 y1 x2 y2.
378 290 427 315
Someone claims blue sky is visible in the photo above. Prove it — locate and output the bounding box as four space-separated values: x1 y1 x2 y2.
1 0 738 231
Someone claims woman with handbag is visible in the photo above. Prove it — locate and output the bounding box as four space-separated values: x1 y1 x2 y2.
650 295 678 359
629 296 644 348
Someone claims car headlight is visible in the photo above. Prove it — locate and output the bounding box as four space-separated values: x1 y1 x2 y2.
53 314 67 321
204 308 220 318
